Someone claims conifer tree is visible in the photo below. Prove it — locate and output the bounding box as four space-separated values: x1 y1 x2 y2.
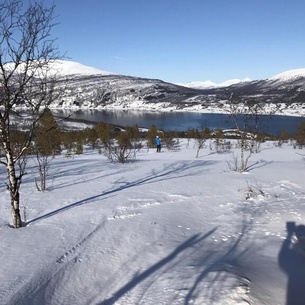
147 125 160 148
34 109 61 192
35 109 61 156
96 122 111 147
295 121 305 148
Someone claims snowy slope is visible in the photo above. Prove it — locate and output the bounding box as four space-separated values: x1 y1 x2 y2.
0 139 305 305
48 60 113 76
182 69 305 89
5 60 305 115
179 78 251 89
4 60 113 76
270 68 305 81
46 63 305 116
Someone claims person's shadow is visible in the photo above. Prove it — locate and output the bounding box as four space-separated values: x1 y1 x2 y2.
278 222 305 305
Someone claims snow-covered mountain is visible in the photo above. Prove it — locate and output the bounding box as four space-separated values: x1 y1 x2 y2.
178 78 252 89
48 60 113 76
4 60 113 77
12 60 305 116
269 68 305 81
181 69 305 89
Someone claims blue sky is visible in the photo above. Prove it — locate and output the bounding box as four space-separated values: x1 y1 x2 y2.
49 0 305 83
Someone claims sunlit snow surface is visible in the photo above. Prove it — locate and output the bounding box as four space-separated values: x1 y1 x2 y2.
48 60 113 76
270 68 305 81
1 139 305 305
4 60 112 77
178 78 252 89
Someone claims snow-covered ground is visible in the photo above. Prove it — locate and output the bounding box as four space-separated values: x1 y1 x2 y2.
1 139 305 305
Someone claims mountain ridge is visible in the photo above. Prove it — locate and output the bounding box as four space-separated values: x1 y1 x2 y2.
12 60 305 116
52 60 305 89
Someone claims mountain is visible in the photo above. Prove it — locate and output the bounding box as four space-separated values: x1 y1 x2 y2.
178 78 252 89
15 60 305 116
270 68 305 81
48 60 112 76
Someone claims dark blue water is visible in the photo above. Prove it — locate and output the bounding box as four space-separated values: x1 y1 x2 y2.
52 109 304 135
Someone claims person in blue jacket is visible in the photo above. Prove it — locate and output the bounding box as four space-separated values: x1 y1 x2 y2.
155 136 161 152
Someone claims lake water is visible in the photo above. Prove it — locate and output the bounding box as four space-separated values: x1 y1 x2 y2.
52 109 305 135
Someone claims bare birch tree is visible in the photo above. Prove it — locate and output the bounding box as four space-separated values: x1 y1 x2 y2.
0 0 61 228
228 94 275 172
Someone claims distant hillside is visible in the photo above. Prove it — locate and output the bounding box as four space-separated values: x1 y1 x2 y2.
12 61 305 116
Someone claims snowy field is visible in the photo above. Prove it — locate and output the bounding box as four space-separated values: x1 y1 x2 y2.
0 139 305 305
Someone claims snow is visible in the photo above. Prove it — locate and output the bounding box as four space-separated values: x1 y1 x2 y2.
270 68 305 81
4 60 113 77
47 62 304 88
182 67 305 89
1 139 305 305
181 68 305 89
48 60 113 76
178 78 251 89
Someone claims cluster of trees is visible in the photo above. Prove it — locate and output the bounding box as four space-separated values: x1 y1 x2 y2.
4 103 305 228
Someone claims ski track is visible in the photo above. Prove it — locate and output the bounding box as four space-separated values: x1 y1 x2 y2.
3 182 297 305
101 193 254 305
2 141 305 305
0 275 29 303
7 221 105 305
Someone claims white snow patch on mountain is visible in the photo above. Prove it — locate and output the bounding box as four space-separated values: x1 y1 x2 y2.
4 60 113 76
49 60 113 76
179 78 251 89
270 68 305 81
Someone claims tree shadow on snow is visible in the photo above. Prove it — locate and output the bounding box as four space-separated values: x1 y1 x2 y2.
97 228 217 305
182 220 250 305
245 160 273 172
26 160 215 226
112 159 214 188
44 158 122 190
97 218 251 305
278 221 305 305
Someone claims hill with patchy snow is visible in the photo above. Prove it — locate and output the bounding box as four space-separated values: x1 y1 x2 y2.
9 60 305 116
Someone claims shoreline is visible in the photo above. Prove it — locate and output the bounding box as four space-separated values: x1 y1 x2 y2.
47 106 305 118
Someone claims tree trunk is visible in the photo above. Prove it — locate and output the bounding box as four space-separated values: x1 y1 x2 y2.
7 153 22 228
0 0 60 228
11 191 22 228
240 138 246 172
